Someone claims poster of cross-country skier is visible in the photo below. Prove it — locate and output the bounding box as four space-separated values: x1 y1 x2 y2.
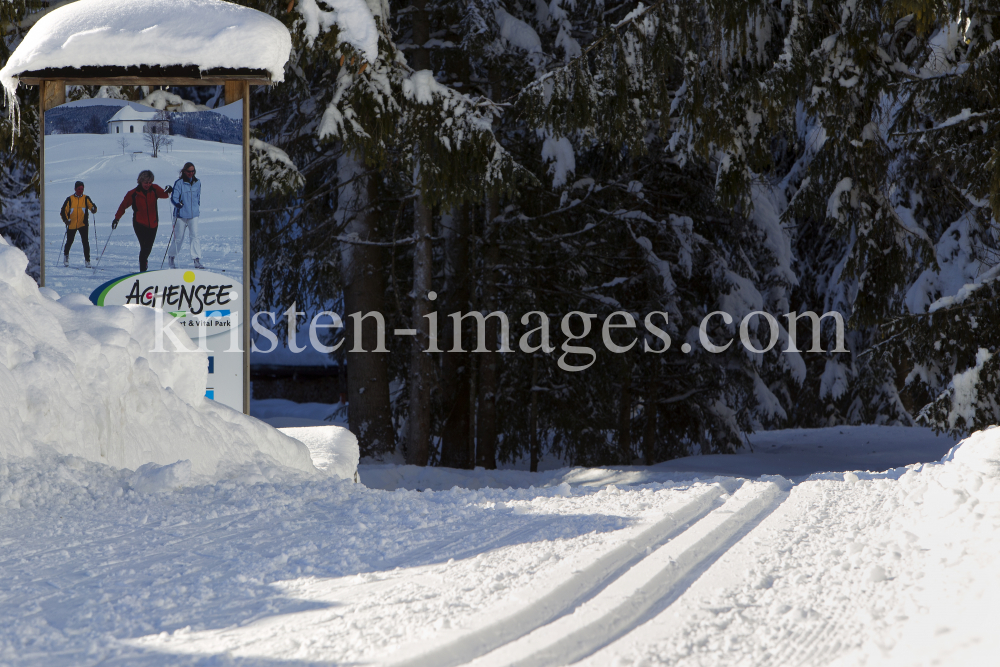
42 95 246 412
42 97 243 294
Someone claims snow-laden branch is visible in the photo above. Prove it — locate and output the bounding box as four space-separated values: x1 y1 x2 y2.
296 0 378 63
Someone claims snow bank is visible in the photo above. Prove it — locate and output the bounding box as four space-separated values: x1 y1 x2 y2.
359 425 958 491
129 459 193 494
941 425 1000 477
1 0 292 102
278 426 359 480
0 237 316 477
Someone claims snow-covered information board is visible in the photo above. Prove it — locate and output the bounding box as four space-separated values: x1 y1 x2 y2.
41 96 247 413
1 0 294 416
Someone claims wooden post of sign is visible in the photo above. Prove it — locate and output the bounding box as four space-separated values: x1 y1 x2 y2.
42 79 66 108
39 80 65 286
225 80 251 414
224 80 243 106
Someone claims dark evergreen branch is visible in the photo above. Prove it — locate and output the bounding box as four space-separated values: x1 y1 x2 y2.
509 0 670 104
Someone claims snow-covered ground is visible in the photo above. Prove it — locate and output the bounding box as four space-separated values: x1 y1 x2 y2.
4 234 1000 665
251 397 348 429
5 425 1000 666
250 397 956 487
44 131 242 295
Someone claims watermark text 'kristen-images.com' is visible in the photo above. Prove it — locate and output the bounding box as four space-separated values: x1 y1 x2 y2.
154 291 848 373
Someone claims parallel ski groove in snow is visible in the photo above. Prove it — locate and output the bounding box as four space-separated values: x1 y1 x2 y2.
384 484 728 667
471 480 788 667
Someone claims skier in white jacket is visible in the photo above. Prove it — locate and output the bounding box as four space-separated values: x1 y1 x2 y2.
168 162 203 269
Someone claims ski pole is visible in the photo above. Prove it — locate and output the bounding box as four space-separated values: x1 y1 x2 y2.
56 226 68 267
160 216 177 270
93 225 115 274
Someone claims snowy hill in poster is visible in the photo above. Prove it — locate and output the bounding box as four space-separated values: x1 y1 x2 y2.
169 110 242 145
45 103 122 135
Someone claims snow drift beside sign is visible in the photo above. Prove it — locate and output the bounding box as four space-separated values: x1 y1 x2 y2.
0 235 317 477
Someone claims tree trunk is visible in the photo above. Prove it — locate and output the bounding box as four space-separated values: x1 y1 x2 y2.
475 344 498 469
407 193 434 465
410 0 431 71
405 0 435 466
617 360 633 464
469 356 478 466
440 206 473 468
337 151 394 458
642 362 658 465
528 353 540 472
476 197 500 469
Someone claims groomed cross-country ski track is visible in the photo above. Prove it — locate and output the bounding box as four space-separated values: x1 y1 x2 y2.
5 438 998 666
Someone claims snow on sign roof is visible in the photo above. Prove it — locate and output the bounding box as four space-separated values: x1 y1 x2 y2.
0 0 292 98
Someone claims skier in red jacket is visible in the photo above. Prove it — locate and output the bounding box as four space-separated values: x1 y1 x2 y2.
112 170 173 272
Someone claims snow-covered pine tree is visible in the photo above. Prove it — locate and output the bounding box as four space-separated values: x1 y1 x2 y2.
390 0 527 467
0 0 42 279
467 0 808 464
217 0 1000 464
860 2 1000 435
235 0 401 458
241 0 519 462
718 0 1000 435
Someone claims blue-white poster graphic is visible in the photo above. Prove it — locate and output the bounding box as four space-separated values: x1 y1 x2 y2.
45 96 246 411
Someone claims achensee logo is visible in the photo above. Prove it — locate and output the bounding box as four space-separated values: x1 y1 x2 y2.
91 269 246 411
122 279 235 314
92 269 236 316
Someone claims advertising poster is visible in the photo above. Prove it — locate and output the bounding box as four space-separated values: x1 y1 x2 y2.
42 96 245 411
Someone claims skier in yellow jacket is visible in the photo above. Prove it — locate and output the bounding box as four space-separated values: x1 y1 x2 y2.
60 180 97 268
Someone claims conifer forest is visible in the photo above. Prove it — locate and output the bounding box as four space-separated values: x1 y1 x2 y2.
4 0 1000 467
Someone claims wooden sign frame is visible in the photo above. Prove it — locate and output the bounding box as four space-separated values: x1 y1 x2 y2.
29 68 265 414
